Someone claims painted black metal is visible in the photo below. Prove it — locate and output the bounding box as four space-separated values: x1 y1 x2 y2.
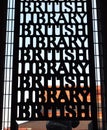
98 0 107 129
11 0 20 129
87 1 98 129
0 0 7 129
11 0 97 129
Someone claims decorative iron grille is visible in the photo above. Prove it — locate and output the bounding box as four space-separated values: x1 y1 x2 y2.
11 0 96 121
1 0 105 130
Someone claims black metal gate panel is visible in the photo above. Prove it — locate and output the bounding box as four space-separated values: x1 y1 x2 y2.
11 0 97 126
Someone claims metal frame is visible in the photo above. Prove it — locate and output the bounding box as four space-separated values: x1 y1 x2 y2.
99 0 107 110
87 1 98 129
98 0 107 129
11 0 98 129
0 0 7 129
0 0 107 129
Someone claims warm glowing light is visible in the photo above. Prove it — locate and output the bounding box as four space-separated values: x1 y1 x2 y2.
97 111 102 119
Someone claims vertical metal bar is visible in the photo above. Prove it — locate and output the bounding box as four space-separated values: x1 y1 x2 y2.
0 0 7 129
98 0 107 129
11 0 20 129
87 0 98 129
99 0 107 105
